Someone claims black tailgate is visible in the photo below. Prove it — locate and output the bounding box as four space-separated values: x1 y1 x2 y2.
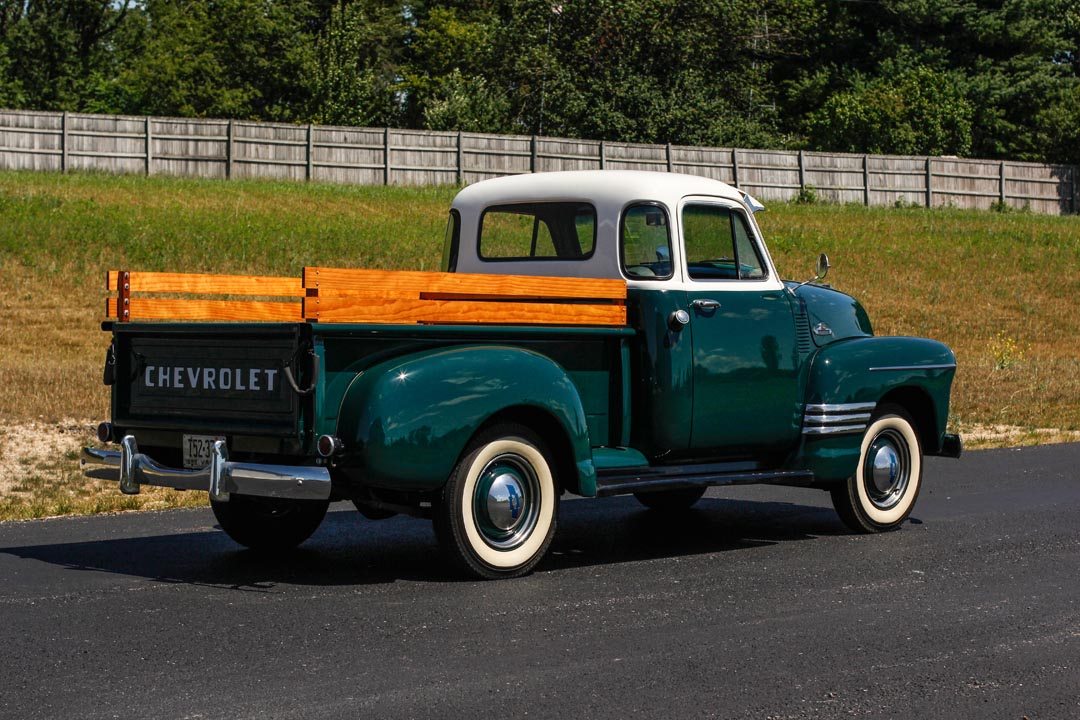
111 323 309 437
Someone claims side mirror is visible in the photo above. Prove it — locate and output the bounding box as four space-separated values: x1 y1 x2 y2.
789 252 832 296
816 253 830 282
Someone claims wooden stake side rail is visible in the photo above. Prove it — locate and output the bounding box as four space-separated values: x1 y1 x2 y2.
106 270 303 297
105 270 303 322
106 297 302 322
104 268 628 326
308 297 625 326
301 267 626 300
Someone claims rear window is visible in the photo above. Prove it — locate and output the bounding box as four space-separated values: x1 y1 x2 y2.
479 203 596 261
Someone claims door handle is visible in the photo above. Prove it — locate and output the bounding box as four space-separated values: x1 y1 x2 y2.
691 299 721 311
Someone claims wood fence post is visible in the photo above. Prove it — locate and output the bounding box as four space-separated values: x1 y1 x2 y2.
305 124 314 181
144 116 152 176
999 161 1006 206
383 128 390 185
732 148 740 187
797 150 805 191
925 157 933 208
599 141 606 170
1073 165 1079 215
863 154 870 206
226 120 234 179
456 131 463 185
666 143 673 172
530 135 538 173
60 111 68 173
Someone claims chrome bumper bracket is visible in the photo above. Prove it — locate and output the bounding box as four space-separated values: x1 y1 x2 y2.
81 435 331 503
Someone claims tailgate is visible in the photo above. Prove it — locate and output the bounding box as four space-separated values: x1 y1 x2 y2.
111 323 310 438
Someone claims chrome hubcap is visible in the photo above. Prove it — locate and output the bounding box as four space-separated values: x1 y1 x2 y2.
473 453 540 550
486 472 526 531
863 429 910 510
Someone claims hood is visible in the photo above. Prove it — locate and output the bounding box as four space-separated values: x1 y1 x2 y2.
786 281 874 347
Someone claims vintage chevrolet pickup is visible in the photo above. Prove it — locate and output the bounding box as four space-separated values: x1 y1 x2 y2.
83 171 960 579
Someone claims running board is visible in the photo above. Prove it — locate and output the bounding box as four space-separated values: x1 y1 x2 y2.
595 463 815 497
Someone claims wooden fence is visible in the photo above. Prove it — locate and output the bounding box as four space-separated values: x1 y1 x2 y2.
2 108 1076 215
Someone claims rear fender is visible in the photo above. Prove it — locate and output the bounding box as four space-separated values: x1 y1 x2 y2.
334 345 594 494
800 336 956 483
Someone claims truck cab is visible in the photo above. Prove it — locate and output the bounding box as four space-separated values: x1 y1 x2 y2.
84 171 960 579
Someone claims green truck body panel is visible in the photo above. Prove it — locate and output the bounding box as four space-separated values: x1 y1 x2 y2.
624 288 694 455
686 287 804 456
797 335 956 481
331 344 597 495
796 282 875 345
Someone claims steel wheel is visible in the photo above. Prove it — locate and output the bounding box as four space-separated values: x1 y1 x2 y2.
434 423 558 579
831 403 923 533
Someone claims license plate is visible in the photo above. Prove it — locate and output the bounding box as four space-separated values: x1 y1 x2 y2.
182 434 226 469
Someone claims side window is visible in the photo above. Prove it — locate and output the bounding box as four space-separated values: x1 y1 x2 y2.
732 212 765 279
479 203 595 261
621 204 673 279
683 204 766 281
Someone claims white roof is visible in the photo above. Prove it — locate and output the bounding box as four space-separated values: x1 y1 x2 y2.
452 170 745 211
448 170 764 281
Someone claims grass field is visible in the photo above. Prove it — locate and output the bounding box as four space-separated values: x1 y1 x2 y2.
1 170 1078 519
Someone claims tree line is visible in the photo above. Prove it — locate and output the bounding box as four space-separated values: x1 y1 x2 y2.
1 0 1077 164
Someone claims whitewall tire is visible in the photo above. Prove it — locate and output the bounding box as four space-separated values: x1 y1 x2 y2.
434 423 559 579
831 404 923 533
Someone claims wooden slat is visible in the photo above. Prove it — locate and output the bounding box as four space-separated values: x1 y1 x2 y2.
305 297 626 326
106 271 302 296
107 298 301 321
303 267 626 301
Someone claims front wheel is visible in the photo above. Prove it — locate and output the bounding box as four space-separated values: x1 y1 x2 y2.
434 424 559 580
211 494 329 551
830 404 923 533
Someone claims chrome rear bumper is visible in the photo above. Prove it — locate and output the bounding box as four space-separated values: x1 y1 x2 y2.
81 435 331 503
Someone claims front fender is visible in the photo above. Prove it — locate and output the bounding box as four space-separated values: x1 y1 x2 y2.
335 345 594 494
800 336 956 483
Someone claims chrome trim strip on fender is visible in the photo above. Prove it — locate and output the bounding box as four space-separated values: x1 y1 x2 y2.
802 424 868 435
803 413 872 425
81 436 331 502
802 402 871 435
867 364 957 372
804 402 877 413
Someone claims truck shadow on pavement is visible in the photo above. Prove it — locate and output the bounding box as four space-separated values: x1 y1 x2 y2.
0 495 853 588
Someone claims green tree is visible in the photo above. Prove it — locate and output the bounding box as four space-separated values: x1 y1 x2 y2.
114 0 315 121
310 1 407 127
0 0 135 111
805 64 974 155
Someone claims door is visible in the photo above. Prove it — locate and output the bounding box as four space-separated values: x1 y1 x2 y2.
681 200 802 458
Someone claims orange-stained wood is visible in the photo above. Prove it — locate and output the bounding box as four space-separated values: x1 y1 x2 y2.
106 271 303 297
303 267 626 301
107 298 302 322
304 296 626 326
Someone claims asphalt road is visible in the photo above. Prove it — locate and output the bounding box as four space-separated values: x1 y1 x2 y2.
1 444 1079 720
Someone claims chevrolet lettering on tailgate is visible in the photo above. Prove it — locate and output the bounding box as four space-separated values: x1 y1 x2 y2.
142 365 279 392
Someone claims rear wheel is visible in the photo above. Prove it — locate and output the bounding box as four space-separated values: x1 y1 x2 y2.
211 494 329 551
634 487 706 511
434 424 558 580
830 404 923 533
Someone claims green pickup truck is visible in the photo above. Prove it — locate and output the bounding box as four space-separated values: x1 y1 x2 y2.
83 170 960 579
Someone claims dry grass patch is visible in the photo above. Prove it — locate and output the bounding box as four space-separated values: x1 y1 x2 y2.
0 420 205 521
